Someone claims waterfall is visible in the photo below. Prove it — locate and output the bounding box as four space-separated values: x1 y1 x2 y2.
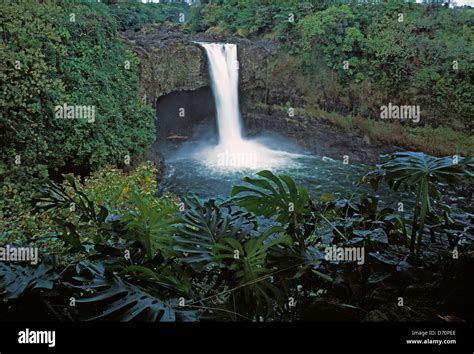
199 43 243 148
196 42 291 170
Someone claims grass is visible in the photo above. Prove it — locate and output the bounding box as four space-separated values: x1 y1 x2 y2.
305 107 354 131
406 126 474 157
260 104 474 157
353 117 474 156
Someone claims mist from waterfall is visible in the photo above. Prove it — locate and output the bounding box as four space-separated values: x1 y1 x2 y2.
196 42 293 171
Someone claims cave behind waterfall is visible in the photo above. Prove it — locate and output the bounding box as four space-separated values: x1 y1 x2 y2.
155 86 216 138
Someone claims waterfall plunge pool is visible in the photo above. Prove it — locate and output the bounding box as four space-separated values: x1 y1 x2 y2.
159 137 371 201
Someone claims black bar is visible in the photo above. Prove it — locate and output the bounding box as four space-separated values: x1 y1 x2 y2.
0 322 472 353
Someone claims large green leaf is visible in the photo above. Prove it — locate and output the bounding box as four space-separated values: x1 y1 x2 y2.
231 170 310 224
212 227 290 317
0 261 58 300
33 177 110 247
173 196 256 270
365 152 473 192
364 152 473 260
68 262 175 322
121 193 178 260
33 176 109 225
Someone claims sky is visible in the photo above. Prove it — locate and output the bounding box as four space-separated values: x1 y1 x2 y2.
449 0 474 4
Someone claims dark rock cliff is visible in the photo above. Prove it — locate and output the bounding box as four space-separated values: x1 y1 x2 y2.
123 24 274 109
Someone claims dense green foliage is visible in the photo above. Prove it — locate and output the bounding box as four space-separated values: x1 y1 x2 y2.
188 0 315 39
297 2 473 126
364 152 473 260
0 1 189 219
1 155 472 321
108 2 189 31
0 0 472 323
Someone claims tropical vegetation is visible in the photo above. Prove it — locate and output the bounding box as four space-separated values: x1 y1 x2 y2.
0 0 472 322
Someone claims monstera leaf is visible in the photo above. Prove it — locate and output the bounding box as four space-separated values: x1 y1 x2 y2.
0 262 58 300
173 196 256 270
121 193 178 260
33 176 110 247
231 170 310 224
69 262 175 322
364 152 474 260
268 242 332 283
33 175 109 225
365 152 473 193
212 227 290 316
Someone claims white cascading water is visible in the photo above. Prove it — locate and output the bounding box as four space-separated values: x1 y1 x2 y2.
197 42 289 170
200 43 243 149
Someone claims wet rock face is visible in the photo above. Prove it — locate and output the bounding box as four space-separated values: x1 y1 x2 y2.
123 25 275 142
123 32 209 109
123 24 275 110
244 106 389 164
